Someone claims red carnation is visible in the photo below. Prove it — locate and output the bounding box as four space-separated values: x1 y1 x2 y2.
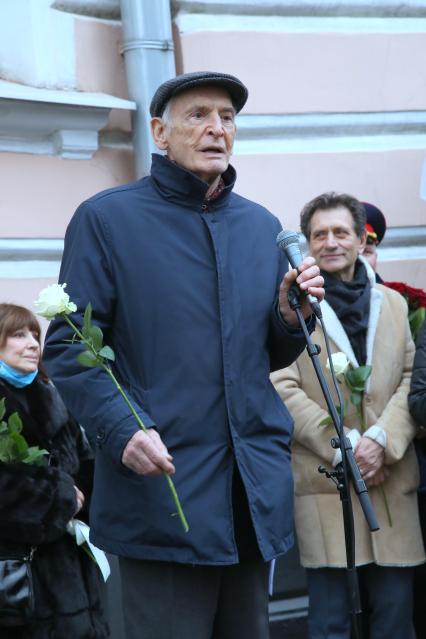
385 282 426 309
384 281 426 340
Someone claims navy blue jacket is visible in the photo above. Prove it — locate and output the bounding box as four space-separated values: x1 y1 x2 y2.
44 154 310 564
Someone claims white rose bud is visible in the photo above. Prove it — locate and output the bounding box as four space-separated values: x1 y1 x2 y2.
34 283 77 320
326 352 350 379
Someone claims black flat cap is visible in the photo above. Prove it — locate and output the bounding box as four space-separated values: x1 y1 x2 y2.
362 202 387 244
149 71 248 117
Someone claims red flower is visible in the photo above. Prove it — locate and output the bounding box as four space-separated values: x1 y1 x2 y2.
384 281 426 341
384 281 426 309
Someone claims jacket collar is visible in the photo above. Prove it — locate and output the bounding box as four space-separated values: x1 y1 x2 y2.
149 153 236 208
320 256 383 388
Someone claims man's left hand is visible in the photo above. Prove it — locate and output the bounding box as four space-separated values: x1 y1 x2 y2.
278 256 324 326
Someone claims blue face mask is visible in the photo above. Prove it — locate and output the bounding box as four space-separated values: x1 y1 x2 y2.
0 360 38 388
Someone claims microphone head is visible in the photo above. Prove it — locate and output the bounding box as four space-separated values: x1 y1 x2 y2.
276 229 299 251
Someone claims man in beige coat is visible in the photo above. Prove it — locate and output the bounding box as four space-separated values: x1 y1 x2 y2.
272 192 424 639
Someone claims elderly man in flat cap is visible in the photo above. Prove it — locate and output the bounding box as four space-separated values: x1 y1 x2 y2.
43 71 324 639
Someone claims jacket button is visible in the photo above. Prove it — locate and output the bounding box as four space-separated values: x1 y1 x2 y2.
96 428 106 441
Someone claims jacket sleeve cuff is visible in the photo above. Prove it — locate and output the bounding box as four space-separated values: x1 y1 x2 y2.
274 299 316 335
95 407 157 468
333 429 362 466
363 425 387 449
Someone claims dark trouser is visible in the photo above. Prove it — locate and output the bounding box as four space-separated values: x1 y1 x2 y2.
119 557 270 639
307 564 415 639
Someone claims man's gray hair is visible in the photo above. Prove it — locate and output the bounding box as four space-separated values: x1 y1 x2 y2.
160 98 175 127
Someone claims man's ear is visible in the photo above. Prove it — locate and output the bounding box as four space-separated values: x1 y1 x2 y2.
151 117 168 150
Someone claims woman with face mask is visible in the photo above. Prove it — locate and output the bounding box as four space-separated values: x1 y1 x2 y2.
0 303 109 638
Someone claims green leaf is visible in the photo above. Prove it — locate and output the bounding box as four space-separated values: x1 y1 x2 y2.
8 411 23 434
409 308 426 342
89 325 103 351
0 397 5 422
82 303 92 339
358 365 372 381
77 350 101 368
0 421 7 434
346 365 372 388
319 415 333 427
350 391 362 407
345 380 365 393
9 431 28 458
98 345 115 361
23 447 49 466
0 437 10 462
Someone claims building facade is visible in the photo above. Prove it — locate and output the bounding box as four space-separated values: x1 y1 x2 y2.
1 0 425 632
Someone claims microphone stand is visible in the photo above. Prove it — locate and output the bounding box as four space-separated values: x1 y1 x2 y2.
287 287 379 639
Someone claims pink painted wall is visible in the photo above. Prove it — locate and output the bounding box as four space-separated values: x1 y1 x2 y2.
75 19 131 132
1 278 54 341
180 31 426 114
75 19 128 100
378 259 425 289
232 148 426 231
0 148 135 237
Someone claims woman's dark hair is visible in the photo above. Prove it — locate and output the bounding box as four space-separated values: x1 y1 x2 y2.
300 192 367 239
0 303 48 380
0 304 41 348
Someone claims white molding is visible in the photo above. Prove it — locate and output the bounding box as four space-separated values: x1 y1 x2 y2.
0 81 136 159
52 0 121 20
175 13 426 33
234 134 426 155
298 227 426 262
0 239 64 260
52 0 426 22
0 81 136 110
0 261 61 279
173 1 426 18
1 230 425 279
0 239 63 279
378 226 426 261
233 111 426 155
236 112 426 140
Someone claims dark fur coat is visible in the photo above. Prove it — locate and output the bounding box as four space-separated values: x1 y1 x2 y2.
0 377 109 638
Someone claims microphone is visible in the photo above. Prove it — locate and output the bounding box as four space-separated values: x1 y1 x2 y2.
276 229 322 318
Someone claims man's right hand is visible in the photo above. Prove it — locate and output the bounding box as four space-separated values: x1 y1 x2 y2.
122 429 175 476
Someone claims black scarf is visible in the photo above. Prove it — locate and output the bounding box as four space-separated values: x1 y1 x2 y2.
322 259 371 365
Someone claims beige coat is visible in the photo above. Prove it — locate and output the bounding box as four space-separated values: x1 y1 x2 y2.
271 265 425 568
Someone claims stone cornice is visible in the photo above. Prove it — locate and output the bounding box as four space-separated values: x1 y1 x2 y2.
52 0 426 21
172 0 426 18
51 0 121 20
1 230 425 278
0 81 136 159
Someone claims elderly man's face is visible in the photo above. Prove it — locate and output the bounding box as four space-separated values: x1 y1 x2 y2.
308 207 366 281
151 86 236 185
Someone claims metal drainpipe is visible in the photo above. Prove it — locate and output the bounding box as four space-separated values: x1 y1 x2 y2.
120 0 176 178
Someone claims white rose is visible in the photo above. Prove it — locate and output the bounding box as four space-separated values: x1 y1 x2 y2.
326 352 350 378
34 283 77 320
